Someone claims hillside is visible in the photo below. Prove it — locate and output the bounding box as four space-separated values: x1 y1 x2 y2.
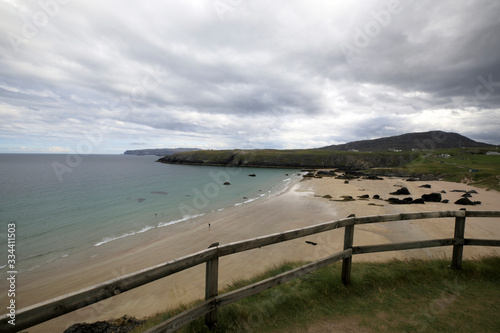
320 131 492 151
157 149 417 170
124 148 201 156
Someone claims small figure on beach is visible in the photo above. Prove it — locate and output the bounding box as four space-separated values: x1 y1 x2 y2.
208 223 211 230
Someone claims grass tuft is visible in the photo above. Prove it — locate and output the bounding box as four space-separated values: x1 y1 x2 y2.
130 256 500 332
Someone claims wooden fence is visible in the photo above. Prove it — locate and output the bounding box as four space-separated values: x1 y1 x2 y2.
1 209 500 332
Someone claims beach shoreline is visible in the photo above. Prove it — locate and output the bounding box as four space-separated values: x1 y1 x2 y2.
9 173 500 332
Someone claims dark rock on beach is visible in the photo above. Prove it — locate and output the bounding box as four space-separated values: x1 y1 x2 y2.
317 170 336 177
357 194 370 199
363 175 384 180
389 187 410 195
373 194 381 199
223 182 231 185
454 197 481 205
387 197 408 204
421 193 442 202
419 184 432 188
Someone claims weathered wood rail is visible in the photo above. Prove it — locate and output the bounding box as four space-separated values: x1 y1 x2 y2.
1 210 499 332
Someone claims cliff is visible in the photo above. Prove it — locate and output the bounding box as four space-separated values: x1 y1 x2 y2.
157 149 418 170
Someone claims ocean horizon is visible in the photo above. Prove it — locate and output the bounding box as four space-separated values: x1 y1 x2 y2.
0 154 299 277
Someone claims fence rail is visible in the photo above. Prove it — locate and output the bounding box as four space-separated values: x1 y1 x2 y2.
1 210 499 332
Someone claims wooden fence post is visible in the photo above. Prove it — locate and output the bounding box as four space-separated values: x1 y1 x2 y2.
205 242 219 327
452 209 466 269
342 216 355 285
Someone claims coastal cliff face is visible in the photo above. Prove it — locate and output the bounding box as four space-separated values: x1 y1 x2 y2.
157 149 418 170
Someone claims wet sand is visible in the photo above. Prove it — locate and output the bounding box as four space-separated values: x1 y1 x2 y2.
11 174 500 332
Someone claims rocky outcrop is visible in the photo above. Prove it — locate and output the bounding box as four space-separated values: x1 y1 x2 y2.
421 193 442 202
454 197 481 205
389 187 410 195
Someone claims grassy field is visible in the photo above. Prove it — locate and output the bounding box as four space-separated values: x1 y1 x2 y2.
131 256 500 332
368 148 500 191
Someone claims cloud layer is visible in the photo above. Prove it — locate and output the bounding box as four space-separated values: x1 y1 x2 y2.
1 0 500 153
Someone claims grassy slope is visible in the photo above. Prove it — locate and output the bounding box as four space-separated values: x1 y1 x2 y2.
158 149 418 170
367 148 500 191
132 257 500 333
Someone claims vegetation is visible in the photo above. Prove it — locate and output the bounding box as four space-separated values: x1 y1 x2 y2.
131 256 500 332
158 147 500 191
368 148 500 191
158 149 419 170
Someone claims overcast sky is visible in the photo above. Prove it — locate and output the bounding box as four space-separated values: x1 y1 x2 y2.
1 0 500 154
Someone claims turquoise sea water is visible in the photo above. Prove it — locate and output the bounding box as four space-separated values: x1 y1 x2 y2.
0 154 297 275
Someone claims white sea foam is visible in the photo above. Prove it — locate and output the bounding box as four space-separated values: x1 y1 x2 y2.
94 225 155 246
157 214 205 228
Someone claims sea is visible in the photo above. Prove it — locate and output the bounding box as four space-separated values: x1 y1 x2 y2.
0 154 298 277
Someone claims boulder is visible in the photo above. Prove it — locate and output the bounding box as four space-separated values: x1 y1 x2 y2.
467 190 478 194
442 199 449 203
317 170 336 177
421 193 442 202
411 198 425 204
341 195 355 201
363 175 384 180
373 194 381 199
223 182 231 185
454 197 481 205
322 194 333 199
419 184 432 188
248 174 256 177
389 187 410 195
387 198 408 204
358 194 369 199
461 193 472 197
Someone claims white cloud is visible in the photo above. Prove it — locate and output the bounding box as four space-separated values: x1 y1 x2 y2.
1 0 499 153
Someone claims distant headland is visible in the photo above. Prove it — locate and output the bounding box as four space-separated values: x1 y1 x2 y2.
123 148 202 156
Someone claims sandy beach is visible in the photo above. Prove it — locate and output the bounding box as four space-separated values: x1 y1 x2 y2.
13 173 500 332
